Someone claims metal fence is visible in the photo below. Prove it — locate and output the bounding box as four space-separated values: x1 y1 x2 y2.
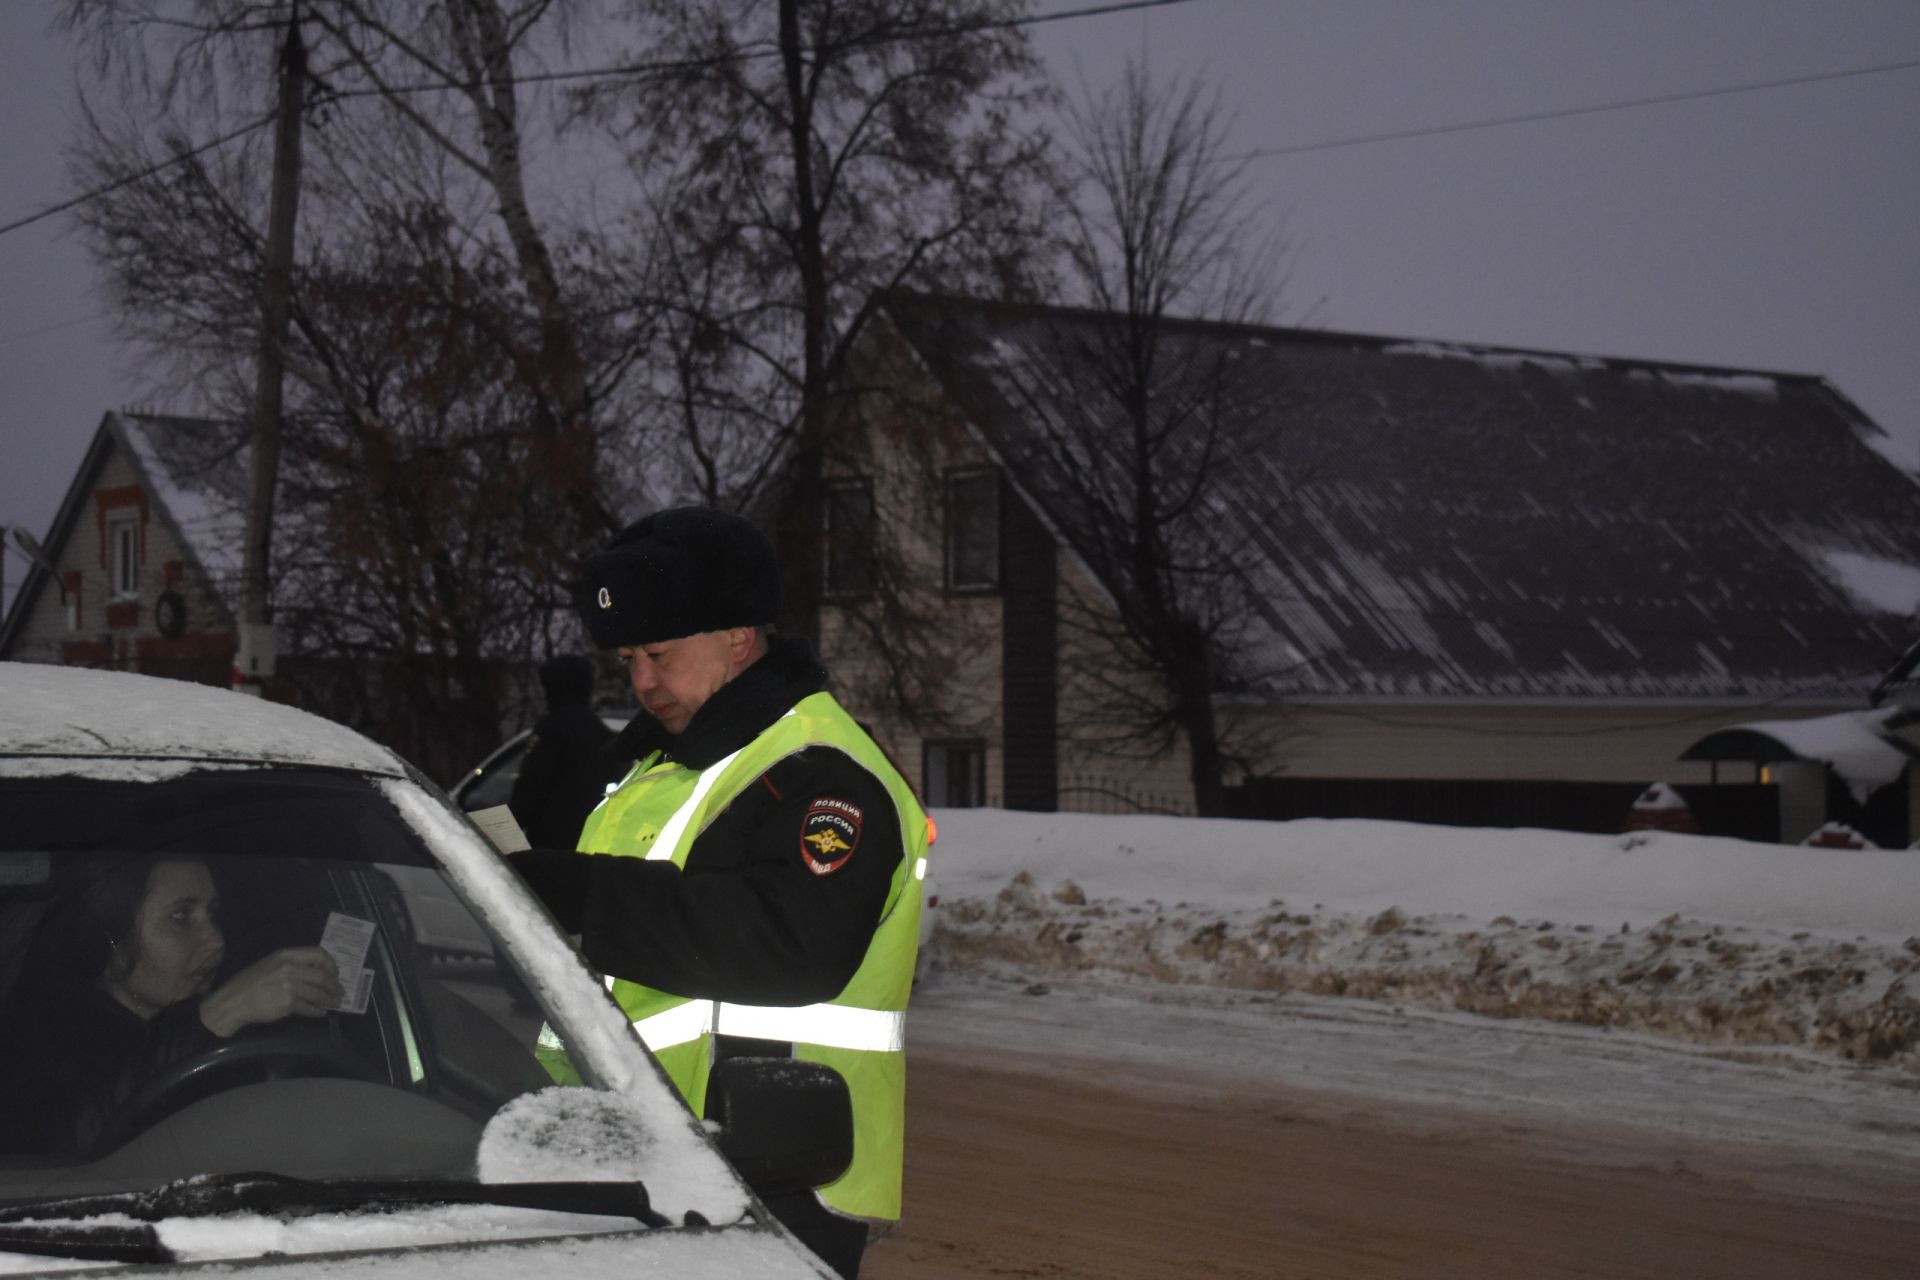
1222 776 1781 841
962 772 1790 842
1054 772 1193 817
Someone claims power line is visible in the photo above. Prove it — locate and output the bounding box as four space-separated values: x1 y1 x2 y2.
6 6 1910 242
0 113 275 238
1239 56 1920 162
316 0 1201 99
0 0 1194 239
4 312 107 342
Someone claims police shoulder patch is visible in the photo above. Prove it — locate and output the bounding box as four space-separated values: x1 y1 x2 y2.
800 797 864 876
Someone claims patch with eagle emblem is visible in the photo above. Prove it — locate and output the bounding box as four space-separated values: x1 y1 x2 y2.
800 797 864 875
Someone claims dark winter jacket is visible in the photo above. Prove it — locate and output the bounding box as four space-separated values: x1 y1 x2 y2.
510 634 904 1007
509 702 624 849
9 986 216 1156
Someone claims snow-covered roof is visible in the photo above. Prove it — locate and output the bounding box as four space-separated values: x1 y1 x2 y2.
884 294 1920 704
0 662 409 777
112 411 251 618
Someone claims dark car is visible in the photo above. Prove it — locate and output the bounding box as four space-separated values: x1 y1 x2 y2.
449 713 634 814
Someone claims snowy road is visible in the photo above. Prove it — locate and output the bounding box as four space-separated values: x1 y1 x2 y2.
865 974 1920 1278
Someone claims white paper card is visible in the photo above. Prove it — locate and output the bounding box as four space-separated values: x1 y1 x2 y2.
470 804 531 853
321 911 377 1014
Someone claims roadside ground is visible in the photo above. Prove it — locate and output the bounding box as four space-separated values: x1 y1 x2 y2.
865 976 1920 1279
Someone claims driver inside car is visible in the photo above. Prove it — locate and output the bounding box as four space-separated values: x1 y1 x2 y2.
6 855 344 1155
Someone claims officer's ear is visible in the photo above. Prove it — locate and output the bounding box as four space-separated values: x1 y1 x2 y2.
725 626 759 670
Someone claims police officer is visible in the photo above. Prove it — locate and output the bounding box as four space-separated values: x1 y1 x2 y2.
510 507 928 1279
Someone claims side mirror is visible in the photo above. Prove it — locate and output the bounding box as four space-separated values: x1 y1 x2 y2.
704 1057 852 1195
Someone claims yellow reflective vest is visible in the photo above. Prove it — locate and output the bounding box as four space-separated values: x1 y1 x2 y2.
550 690 928 1225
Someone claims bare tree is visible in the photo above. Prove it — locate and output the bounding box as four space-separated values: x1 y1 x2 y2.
579 0 1055 622
59 0 645 774
64 0 625 481
1000 57 1294 816
55 0 1060 769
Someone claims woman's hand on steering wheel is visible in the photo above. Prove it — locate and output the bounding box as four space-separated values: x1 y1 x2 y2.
199 946 344 1038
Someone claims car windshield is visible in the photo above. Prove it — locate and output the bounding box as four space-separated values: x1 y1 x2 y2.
0 768 559 1200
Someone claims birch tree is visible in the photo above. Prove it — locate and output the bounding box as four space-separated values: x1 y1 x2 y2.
60 0 640 775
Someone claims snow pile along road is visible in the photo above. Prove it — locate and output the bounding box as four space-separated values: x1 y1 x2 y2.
923 810 1920 1071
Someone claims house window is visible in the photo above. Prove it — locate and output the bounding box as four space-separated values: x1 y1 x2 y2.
923 740 986 808
945 468 999 592
823 477 875 597
108 517 140 600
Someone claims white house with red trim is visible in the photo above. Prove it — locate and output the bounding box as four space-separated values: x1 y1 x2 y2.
2 412 241 687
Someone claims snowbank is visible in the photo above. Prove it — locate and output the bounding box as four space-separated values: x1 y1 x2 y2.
922 810 1920 1071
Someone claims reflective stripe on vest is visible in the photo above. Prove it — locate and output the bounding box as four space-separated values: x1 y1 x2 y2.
645 738 760 860
629 997 907 1054
618 732 908 1057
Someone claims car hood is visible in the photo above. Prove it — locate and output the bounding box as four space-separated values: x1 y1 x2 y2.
0 1213 831 1278
0 665 408 777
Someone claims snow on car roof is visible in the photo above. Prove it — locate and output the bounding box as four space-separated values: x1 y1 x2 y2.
0 663 410 777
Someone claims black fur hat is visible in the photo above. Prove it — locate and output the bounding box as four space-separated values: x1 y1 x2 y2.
576 507 782 648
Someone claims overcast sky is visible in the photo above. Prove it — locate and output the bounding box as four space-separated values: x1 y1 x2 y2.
4 0 1918 617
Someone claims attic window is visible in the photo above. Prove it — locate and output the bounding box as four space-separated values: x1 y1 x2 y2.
945 468 1000 592
108 516 140 601
823 477 875 598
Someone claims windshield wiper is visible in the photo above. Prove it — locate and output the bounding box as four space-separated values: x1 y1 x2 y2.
0 1223 172 1265
0 1172 673 1258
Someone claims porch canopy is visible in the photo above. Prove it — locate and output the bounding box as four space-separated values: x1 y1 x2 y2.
1680 707 1920 803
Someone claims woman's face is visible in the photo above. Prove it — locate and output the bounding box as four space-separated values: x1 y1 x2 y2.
108 860 225 1018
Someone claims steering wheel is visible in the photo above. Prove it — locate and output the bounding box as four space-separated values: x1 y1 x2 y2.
96 1028 380 1152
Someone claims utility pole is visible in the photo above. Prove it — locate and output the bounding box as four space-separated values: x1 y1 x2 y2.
234 5 305 695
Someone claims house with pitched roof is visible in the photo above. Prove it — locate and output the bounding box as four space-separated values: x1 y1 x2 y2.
815 292 1920 844
3 412 245 688
0 410 529 785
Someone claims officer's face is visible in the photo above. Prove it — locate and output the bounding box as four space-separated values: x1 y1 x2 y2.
618 628 756 734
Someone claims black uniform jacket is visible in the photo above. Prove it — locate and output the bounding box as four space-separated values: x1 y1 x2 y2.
508 701 624 849
511 635 904 1008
